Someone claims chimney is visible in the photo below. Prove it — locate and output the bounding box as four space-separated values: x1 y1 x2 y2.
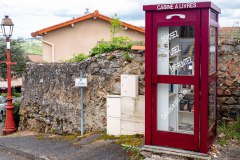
84 8 90 15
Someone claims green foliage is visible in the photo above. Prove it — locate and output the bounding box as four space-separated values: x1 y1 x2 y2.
66 53 88 63
98 133 144 159
217 117 240 146
122 144 144 160
110 14 123 41
113 36 131 44
21 39 43 55
1 88 21 98
1 93 7 97
0 38 29 78
12 92 21 98
90 37 133 57
121 52 133 61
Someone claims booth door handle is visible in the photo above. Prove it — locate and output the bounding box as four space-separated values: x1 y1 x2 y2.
166 14 185 20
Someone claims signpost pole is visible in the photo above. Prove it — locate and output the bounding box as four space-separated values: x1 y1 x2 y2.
80 71 84 137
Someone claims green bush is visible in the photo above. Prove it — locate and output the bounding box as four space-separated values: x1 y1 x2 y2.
1 88 22 98
1 93 7 97
12 92 21 97
90 37 133 57
66 53 88 63
113 36 131 44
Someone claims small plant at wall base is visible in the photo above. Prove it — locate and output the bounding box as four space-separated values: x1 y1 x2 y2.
121 52 133 61
98 133 144 160
122 144 144 160
66 53 88 63
217 116 240 146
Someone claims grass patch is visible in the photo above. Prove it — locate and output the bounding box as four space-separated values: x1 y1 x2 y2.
217 117 240 146
36 135 44 140
63 134 81 142
98 133 144 159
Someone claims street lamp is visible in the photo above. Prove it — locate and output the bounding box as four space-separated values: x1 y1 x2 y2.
1 15 17 135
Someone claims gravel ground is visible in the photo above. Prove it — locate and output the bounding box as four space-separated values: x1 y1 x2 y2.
216 143 240 160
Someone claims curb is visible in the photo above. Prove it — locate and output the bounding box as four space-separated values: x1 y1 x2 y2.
0 144 47 160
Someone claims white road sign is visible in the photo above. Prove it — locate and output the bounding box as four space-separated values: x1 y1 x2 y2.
75 78 87 87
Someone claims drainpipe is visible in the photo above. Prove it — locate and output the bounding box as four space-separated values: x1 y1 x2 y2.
35 37 55 62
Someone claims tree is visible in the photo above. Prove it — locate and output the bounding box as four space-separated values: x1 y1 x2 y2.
0 38 28 79
110 14 123 42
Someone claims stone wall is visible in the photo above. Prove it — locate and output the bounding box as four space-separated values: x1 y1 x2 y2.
19 38 240 134
19 51 145 134
218 38 240 120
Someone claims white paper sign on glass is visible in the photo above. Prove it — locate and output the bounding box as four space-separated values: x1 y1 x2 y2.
75 78 87 87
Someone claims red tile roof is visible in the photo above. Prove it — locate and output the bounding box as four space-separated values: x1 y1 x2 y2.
220 27 240 35
32 10 145 37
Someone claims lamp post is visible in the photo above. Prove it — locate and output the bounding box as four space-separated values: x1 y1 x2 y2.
1 15 17 135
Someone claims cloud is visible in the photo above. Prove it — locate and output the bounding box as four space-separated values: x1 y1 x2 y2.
0 0 238 38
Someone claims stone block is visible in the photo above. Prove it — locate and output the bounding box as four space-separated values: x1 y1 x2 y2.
235 45 240 52
232 89 240 96
224 89 232 95
225 97 237 105
224 79 234 87
217 89 224 96
220 45 235 53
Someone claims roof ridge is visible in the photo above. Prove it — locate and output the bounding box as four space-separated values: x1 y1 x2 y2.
31 10 145 37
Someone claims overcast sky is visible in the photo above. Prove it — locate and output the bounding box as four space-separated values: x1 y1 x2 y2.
0 0 239 38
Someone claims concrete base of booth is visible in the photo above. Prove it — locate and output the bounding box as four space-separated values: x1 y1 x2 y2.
141 145 212 160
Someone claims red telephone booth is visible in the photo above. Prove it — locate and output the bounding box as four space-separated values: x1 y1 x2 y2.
144 2 220 153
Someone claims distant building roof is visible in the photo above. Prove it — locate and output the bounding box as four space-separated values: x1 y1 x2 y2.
28 54 43 63
32 10 145 37
220 27 240 36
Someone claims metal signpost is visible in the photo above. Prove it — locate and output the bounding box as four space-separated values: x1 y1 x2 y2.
75 71 87 137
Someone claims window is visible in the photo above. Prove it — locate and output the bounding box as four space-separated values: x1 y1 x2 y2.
157 26 195 76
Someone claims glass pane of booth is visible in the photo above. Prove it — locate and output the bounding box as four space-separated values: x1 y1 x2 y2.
209 26 216 74
209 81 216 127
157 83 194 134
157 26 195 76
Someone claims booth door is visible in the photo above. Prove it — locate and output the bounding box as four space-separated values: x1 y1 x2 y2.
151 10 200 151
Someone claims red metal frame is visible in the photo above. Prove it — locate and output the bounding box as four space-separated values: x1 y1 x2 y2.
207 10 219 152
2 38 17 135
144 2 220 153
145 11 153 145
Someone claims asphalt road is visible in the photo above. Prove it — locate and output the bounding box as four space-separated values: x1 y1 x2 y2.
0 148 31 160
0 133 130 160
